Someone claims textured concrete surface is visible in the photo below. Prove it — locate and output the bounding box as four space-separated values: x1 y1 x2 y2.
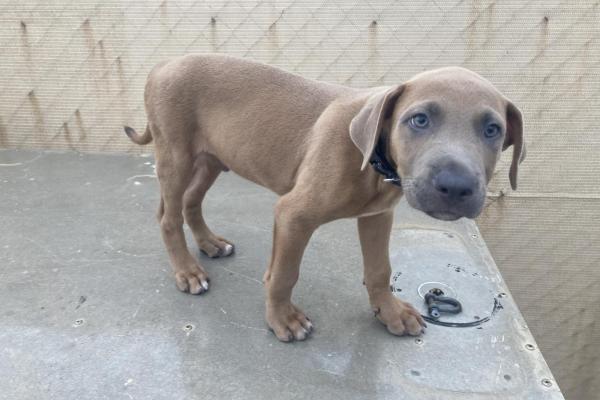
0 150 562 400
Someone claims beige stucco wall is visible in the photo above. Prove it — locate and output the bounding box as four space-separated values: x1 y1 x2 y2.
2 1 599 398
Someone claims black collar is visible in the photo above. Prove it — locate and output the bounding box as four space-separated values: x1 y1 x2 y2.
369 136 402 187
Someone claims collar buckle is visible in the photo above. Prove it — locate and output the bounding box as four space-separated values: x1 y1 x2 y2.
369 136 402 188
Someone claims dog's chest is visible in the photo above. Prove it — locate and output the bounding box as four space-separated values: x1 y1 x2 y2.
355 187 404 218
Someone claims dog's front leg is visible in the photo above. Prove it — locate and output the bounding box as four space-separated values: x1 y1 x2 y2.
357 211 426 336
264 196 316 342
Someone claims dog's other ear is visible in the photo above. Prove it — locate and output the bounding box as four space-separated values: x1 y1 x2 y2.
350 85 405 170
503 101 526 190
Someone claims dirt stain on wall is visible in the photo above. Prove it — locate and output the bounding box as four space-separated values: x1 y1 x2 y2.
465 0 496 66
464 0 481 62
368 20 382 86
0 116 8 147
210 17 218 52
60 122 75 150
75 109 87 142
20 21 32 65
533 16 549 62
28 90 46 144
116 56 125 94
267 11 283 63
160 0 168 19
160 0 171 38
81 18 96 54
98 40 109 78
575 36 592 96
115 55 131 137
81 18 105 94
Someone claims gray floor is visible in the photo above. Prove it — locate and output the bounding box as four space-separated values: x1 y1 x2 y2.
0 150 562 400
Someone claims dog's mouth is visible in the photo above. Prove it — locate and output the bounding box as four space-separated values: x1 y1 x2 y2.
404 184 483 221
423 210 463 221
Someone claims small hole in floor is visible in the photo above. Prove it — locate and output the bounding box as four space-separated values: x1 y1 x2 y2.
541 378 553 387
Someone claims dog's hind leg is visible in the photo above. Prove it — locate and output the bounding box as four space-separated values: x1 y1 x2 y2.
183 152 234 258
155 143 210 295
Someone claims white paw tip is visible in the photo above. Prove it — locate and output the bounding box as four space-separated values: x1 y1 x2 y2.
223 244 233 256
201 280 209 291
296 330 306 341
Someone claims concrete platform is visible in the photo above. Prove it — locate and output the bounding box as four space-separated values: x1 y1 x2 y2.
0 150 562 400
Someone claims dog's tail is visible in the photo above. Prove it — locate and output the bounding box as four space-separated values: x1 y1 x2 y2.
124 125 153 145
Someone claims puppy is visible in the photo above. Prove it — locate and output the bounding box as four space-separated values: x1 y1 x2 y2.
125 55 524 341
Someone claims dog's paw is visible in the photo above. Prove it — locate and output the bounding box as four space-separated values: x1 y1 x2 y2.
374 296 426 336
198 236 235 258
174 264 210 295
266 302 313 342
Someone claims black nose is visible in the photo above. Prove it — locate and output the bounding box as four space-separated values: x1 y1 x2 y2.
433 169 477 201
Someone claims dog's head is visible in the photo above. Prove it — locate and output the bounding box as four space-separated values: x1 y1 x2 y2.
350 67 525 221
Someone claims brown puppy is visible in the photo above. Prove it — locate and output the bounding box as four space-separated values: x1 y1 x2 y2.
125 54 525 342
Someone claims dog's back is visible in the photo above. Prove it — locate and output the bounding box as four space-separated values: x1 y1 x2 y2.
144 54 352 192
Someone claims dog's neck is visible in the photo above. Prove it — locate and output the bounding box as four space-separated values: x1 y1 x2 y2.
369 134 402 187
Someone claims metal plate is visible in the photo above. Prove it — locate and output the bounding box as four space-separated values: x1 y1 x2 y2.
390 229 500 326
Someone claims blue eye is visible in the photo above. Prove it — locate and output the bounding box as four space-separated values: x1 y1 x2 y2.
484 123 501 138
409 113 430 129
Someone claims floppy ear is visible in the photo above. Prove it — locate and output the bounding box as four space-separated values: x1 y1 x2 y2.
503 101 526 190
349 85 405 170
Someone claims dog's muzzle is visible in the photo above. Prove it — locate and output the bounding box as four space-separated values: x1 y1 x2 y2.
408 161 485 221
